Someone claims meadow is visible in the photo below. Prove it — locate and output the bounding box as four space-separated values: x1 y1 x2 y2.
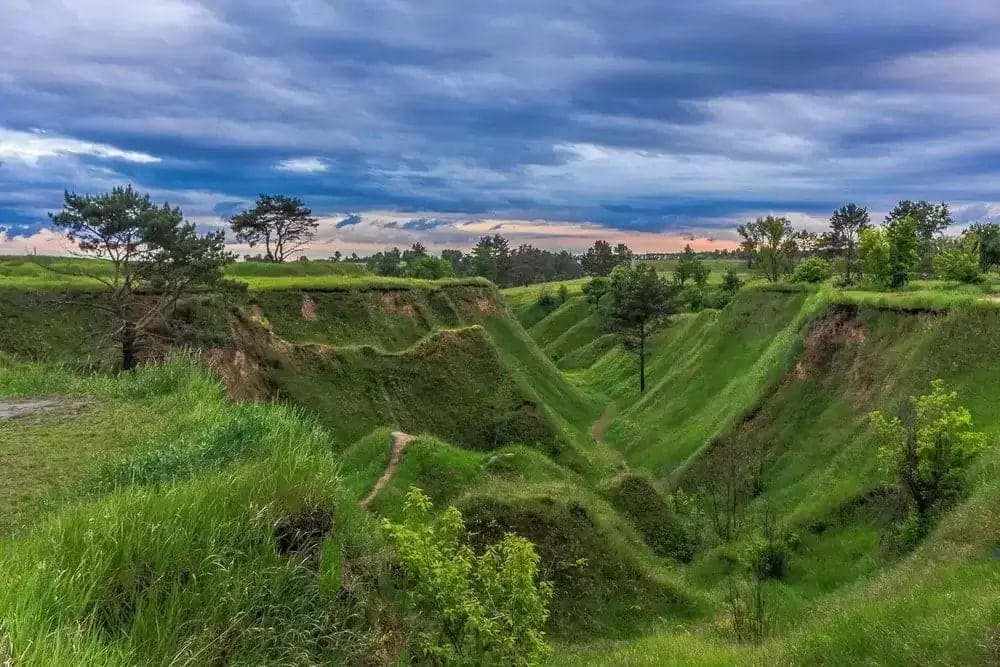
2 258 1000 665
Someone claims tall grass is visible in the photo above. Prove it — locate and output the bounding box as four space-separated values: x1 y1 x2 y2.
0 358 394 665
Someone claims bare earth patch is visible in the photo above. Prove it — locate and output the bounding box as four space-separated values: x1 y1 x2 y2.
300 295 317 320
361 431 416 509
589 403 617 441
0 398 86 421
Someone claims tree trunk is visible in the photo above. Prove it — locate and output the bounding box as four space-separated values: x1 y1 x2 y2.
121 320 137 371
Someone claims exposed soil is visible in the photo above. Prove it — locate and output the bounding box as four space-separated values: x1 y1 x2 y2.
300 295 317 320
589 403 616 441
361 431 415 509
0 398 87 421
789 307 867 383
274 506 334 565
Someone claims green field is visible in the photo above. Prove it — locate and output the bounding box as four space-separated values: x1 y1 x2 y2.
3 260 1000 665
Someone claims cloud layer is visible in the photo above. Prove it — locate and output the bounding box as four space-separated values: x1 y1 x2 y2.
2 0 999 252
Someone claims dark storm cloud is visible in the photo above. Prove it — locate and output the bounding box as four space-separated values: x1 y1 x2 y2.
2 0 1000 244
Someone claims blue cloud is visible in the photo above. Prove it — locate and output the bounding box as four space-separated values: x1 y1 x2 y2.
1 0 1000 245
335 213 363 228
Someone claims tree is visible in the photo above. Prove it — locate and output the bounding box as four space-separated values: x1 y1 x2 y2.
828 203 870 282
737 216 797 282
870 380 987 526
403 256 455 280
472 234 512 284
886 214 919 289
600 263 675 392
369 247 403 276
229 194 317 262
859 227 890 285
49 186 232 370
885 201 951 275
441 249 467 276
965 222 1000 272
791 257 832 283
403 242 428 262
674 244 710 286
382 487 552 665
581 240 626 276
933 235 981 283
722 268 743 293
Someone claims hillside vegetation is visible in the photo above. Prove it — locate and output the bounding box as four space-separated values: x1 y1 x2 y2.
3 267 1000 664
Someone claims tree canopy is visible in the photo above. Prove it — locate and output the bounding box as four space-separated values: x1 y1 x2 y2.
229 194 318 262
49 185 232 370
599 263 676 392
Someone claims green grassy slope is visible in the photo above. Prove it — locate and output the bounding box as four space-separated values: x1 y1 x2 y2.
269 326 561 453
0 360 395 666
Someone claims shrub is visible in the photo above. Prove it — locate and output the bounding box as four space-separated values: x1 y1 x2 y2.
869 380 989 529
722 268 743 293
743 531 798 580
859 227 891 286
535 288 558 309
933 236 982 283
404 256 456 280
382 488 552 666
557 284 569 304
791 257 832 283
886 214 919 288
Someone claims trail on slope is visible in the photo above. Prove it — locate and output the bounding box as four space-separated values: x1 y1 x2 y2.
360 431 416 509
589 403 617 441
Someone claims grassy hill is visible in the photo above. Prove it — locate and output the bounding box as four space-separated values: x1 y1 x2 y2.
4 261 1000 664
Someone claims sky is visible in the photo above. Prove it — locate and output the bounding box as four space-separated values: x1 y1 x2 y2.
2 0 1000 257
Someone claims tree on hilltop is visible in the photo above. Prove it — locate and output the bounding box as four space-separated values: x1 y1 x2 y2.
828 203 870 282
49 185 232 370
229 194 317 262
736 216 797 282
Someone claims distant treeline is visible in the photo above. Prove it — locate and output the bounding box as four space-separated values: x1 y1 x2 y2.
330 236 639 287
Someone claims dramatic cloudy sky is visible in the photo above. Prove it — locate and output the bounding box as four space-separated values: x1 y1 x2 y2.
2 0 1000 256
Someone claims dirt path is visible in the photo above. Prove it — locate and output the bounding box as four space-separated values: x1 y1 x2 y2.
0 398 79 421
360 431 416 509
589 403 617 441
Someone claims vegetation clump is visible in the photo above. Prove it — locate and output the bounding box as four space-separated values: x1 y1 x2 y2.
870 380 989 546
382 487 552 666
600 473 699 562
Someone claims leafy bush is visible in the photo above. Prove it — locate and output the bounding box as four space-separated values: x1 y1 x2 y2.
558 284 569 304
791 257 832 283
382 488 552 666
870 380 989 528
859 227 891 286
743 531 798 580
933 236 982 283
886 214 919 288
722 268 743 293
535 288 558 309
404 256 457 280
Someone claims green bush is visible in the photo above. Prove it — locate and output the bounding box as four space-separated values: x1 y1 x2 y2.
933 236 982 283
382 487 552 666
859 227 891 286
404 256 457 280
870 379 988 527
791 257 832 283
536 288 558 309
722 268 743 293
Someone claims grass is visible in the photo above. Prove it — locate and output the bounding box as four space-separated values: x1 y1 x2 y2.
7 258 1000 664
0 358 397 665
